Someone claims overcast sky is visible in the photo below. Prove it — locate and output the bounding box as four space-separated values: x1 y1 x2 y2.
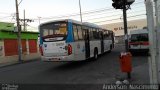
0 0 145 31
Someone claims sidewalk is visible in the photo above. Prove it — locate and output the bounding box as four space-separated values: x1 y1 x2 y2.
115 62 150 84
0 58 40 68
130 62 149 84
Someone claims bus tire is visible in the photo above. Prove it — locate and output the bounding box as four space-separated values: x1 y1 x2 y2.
93 48 98 60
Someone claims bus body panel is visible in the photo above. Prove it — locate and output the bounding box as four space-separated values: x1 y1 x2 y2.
89 40 101 57
41 42 75 61
42 41 86 61
66 21 74 43
104 40 112 52
42 41 67 57
73 41 86 60
41 42 70 61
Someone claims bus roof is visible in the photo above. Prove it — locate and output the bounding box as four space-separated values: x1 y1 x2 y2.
39 19 112 32
39 19 100 28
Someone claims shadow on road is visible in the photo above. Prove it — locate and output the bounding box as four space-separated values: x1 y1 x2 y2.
52 52 112 71
47 51 112 71
52 59 96 71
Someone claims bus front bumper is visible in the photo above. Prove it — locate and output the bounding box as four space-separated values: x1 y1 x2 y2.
129 49 149 53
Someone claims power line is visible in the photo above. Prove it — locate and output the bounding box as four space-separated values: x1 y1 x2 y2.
32 8 146 23
10 13 16 23
0 12 13 15
27 24 37 29
32 1 144 21
93 14 146 24
84 9 146 21
0 15 13 19
18 0 23 5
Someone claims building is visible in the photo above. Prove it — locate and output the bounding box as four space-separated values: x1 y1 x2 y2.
0 22 40 64
101 19 147 43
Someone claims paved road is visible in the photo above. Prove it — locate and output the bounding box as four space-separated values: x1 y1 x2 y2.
0 44 148 85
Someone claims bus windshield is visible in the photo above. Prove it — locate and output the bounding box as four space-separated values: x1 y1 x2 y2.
40 22 67 42
131 33 148 42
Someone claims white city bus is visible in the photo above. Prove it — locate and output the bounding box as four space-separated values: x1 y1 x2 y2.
129 29 149 54
39 19 114 61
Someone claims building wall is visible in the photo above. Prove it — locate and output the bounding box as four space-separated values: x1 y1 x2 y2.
0 39 40 64
0 22 14 31
101 19 147 36
0 26 40 64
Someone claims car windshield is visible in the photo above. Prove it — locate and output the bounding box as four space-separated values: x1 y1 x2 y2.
131 33 148 42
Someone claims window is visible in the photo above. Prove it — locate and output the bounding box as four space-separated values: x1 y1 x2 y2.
99 30 103 39
140 34 148 41
89 28 93 40
93 28 97 39
108 31 112 40
77 26 83 40
73 24 83 41
131 33 148 42
73 25 78 41
104 30 108 39
103 30 113 40
41 22 67 42
131 34 140 42
96 29 100 39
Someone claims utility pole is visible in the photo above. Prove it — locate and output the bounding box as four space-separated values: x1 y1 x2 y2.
19 9 34 31
15 0 22 62
19 18 34 31
154 0 160 84
145 0 158 85
123 0 129 52
23 10 26 31
112 0 135 80
79 0 83 23
123 0 130 79
112 0 134 52
38 17 41 25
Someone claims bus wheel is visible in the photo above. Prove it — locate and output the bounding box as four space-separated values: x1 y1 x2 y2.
93 49 98 60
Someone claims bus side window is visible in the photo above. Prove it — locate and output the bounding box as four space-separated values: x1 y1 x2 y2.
96 29 100 39
103 30 107 40
73 25 78 41
108 31 112 40
43 30 49 36
89 28 93 40
99 29 103 39
93 28 97 40
77 25 83 40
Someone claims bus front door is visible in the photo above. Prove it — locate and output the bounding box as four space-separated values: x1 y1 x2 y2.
84 29 90 59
